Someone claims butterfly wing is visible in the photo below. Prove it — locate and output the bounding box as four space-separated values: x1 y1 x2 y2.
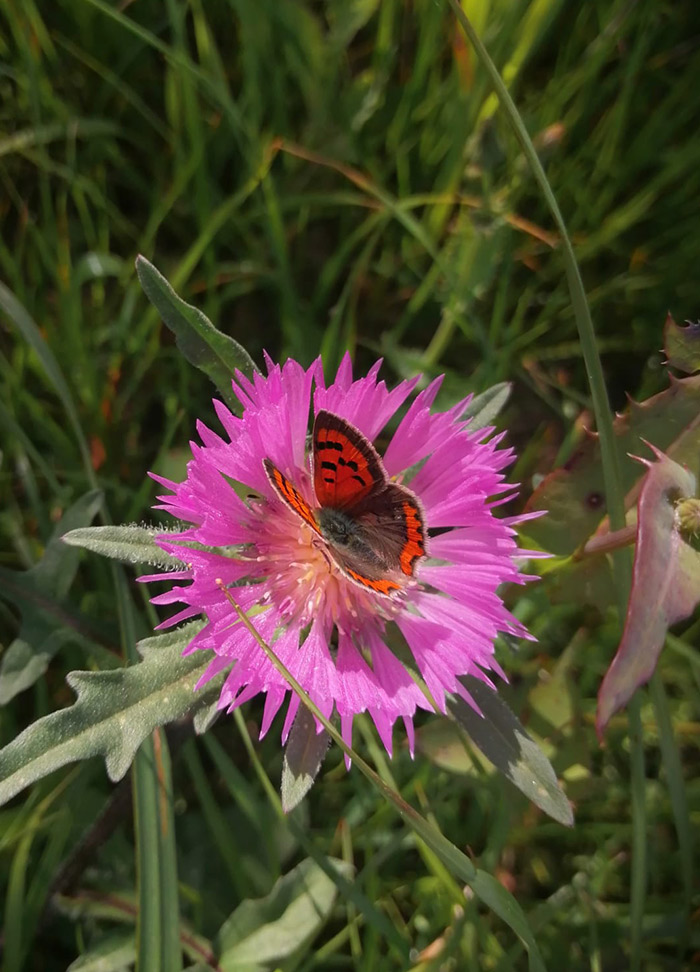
352 483 427 577
313 410 387 510
319 482 427 597
263 458 321 536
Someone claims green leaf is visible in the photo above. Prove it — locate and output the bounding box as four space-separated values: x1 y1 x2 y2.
461 381 511 430
62 523 186 568
135 255 258 411
525 374 700 556
66 931 136 971
222 594 546 969
0 490 105 703
216 857 352 971
664 312 700 375
133 729 182 972
415 719 481 775
280 705 330 813
0 625 222 808
449 677 574 827
597 450 700 735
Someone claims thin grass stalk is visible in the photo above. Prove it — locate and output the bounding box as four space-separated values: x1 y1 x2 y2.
445 3 644 965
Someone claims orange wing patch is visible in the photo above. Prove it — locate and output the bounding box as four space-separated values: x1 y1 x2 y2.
313 410 385 509
343 567 401 597
263 459 321 535
399 499 426 576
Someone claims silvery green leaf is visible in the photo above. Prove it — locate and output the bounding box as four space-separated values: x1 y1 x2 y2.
461 381 511 430
0 490 104 703
0 627 222 807
281 705 330 813
62 523 186 567
450 677 573 827
136 255 258 412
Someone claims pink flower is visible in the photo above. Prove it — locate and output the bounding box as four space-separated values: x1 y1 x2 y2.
141 354 535 757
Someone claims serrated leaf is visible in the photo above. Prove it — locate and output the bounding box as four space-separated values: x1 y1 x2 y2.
0 629 223 807
449 677 574 826
525 373 700 555
0 490 105 703
461 381 511 430
136 255 258 412
664 312 700 375
216 857 351 971
597 451 700 735
281 705 330 813
62 523 186 568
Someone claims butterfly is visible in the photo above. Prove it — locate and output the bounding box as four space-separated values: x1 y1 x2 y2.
263 409 427 597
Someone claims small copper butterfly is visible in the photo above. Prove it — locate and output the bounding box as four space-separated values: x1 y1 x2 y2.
263 409 427 596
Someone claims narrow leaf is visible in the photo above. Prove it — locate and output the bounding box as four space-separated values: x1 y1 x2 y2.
281 705 330 813
0 632 221 807
461 381 511 431
450 677 574 827
62 523 186 568
597 450 700 735
222 591 546 969
135 255 258 411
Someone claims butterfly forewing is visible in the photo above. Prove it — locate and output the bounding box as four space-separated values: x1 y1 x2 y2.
263 458 321 536
313 410 386 510
264 411 427 598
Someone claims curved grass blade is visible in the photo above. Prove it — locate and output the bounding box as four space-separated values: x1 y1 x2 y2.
0 281 96 487
649 672 692 959
445 3 640 962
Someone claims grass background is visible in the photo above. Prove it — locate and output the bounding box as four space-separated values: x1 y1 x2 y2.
1 0 699 969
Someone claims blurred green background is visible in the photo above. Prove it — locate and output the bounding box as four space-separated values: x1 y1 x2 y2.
1 1 699 969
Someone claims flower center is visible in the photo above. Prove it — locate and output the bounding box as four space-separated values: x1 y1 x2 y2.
251 500 395 631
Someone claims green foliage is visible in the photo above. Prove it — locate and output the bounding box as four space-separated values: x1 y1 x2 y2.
1 0 698 969
450 676 574 827
0 490 104 703
0 627 219 805
135 255 258 413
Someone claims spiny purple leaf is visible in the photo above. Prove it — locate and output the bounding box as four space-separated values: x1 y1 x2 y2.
597 449 700 736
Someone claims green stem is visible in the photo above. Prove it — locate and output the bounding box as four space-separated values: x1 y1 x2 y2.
445 3 643 965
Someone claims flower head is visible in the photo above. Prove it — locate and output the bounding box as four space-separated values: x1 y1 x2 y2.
142 354 535 756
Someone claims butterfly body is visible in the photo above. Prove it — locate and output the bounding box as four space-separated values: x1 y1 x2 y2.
263 410 426 597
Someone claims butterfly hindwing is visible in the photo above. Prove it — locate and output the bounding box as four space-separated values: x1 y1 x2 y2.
349 483 427 578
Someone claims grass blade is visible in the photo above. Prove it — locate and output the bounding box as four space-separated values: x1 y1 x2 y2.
218 589 546 971
649 672 692 957
0 281 95 487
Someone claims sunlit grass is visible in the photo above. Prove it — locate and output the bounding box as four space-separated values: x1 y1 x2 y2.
0 1 698 969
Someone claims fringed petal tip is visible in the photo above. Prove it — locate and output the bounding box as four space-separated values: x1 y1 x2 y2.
141 355 538 762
